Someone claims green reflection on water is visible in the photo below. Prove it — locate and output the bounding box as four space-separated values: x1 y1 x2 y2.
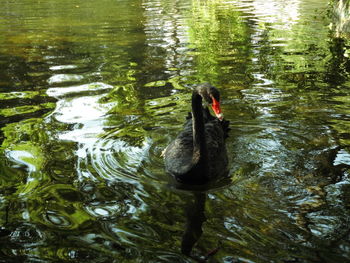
1 0 350 262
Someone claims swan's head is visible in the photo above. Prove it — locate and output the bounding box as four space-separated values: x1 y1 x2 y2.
196 83 224 121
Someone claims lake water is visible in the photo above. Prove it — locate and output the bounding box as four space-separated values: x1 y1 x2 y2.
1 0 350 262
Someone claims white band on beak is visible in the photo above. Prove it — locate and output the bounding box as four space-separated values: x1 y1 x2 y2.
217 113 224 121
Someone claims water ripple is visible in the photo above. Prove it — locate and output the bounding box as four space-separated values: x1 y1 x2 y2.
45 210 72 227
48 74 84 85
78 128 166 185
10 223 45 245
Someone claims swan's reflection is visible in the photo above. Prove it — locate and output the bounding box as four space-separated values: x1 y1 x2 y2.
181 191 219 262
181 192 206 256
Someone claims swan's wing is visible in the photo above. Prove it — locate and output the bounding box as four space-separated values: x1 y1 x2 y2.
164 120 195 176
164 137 194 176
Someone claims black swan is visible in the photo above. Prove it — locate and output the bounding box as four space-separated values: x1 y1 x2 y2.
163 83 229 185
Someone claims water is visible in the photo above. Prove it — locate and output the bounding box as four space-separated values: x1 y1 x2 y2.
1 0 350 262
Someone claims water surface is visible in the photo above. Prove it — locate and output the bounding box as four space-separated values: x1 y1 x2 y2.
1 0 350 262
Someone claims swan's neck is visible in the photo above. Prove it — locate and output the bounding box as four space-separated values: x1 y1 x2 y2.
191 92 208 167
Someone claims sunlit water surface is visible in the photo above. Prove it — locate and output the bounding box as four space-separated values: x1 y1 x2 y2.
1 0 350 262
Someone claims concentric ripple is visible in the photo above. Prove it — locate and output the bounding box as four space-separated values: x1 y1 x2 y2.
77 128 169 186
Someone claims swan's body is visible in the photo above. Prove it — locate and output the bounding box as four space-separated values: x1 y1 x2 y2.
164 83 229 185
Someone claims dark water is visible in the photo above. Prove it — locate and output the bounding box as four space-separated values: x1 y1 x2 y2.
1 0 350 262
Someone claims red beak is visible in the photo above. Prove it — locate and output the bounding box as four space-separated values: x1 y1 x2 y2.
211 96 224 121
